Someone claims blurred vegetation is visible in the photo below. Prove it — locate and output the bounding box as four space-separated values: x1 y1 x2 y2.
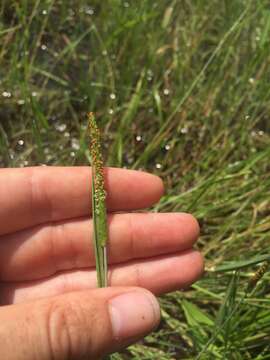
1 0 270 358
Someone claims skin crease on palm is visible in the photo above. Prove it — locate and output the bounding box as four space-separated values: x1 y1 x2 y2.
0 167 204 360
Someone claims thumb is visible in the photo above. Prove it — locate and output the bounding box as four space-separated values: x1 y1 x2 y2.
0 287 160 359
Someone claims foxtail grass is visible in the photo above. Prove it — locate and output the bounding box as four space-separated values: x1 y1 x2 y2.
88 112 108 288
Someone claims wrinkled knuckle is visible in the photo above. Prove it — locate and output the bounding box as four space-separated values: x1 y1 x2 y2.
29 169 54 222
45 298 92 359
134 263 143 288
127 214 137 259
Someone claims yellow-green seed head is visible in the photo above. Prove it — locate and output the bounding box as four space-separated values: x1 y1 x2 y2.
88 112 106 207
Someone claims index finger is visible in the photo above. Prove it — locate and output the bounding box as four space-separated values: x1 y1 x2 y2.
0 167 164 236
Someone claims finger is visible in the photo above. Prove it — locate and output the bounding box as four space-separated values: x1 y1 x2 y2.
0 166 164 236
0 213 200 281
0 287 160 359
1 250 204 305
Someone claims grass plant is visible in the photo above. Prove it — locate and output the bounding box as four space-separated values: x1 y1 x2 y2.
1 1 270 358
88 112 108 288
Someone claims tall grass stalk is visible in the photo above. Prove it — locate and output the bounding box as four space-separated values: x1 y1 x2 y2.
88 112 108 288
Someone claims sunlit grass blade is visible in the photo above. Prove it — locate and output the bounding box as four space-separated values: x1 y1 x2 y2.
214 254 270 272
88 112 108 288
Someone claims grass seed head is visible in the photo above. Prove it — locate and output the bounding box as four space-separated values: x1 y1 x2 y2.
88 112 106 208
247 261 269 291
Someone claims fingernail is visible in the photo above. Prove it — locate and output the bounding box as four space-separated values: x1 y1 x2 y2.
109 290 160 340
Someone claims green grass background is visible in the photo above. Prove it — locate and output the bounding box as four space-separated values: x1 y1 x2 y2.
1 0 270 358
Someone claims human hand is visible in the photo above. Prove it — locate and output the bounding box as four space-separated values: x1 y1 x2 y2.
0 167 203 359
